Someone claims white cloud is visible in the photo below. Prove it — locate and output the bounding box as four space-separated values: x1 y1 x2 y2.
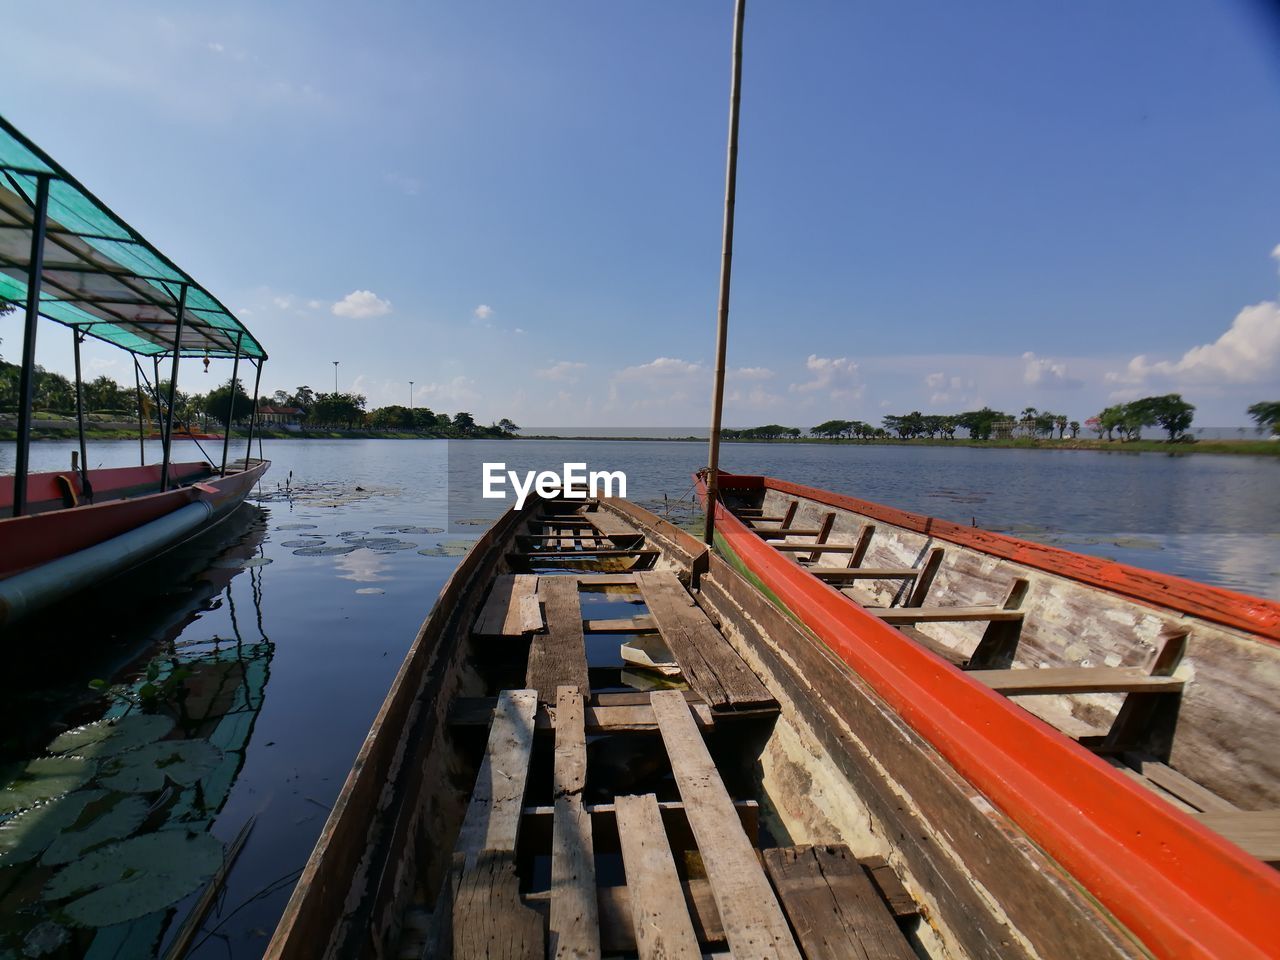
1110 301 1280 386
615 357 705 381
332 290 392 319
272 294 295 310
537 360 587 383
925 371 946 389
1022 351 1082 388
789 355 863 400
473 304 493 321
733 366 775 381
206 41 225 54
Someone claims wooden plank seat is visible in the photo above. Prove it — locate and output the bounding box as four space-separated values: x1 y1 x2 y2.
969 666 1184 697
636 571 775 710
525 880 726 953
869 606 1026 624
763 844 916 960
588 509 645 544
526 578 590 703
651 690 802 959
550 686 600 958
449 691 780 734
810 566 921 581
752 527 824 539
474 574 543 636
509 548 660 560
1117 752 1238 814
615 794 703 959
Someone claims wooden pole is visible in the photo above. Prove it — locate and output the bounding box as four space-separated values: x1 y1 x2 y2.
133 357 146 465
704 0 747 545
244 358 264 471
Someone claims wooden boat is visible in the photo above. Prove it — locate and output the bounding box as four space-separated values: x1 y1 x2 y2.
266 494 1279 960
0 459 268 627
698 472 1280 951
0 116 272 627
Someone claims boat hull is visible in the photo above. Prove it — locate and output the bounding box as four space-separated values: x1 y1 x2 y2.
698 471 1280 960
0 460 268 626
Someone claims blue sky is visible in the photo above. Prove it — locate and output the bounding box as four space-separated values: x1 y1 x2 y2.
3 0 1278 427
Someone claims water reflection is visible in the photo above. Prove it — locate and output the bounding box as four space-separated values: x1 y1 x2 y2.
0 507 271 958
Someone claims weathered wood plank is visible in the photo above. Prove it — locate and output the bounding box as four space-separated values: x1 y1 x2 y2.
526 881 726 951
455 690 538 868
772 543 869 553
551 687 600 959
868 606 1026 623
615 794 702 959
651 690 800 960
1121 753 1238 814
512 549 660 561
809 567 920 581
637 571 773 710
449 696 725 733
763 845 916 960
970 667 1184 696
859 855 919 921
847 523 875 568
583 616 656 633
474 575 542 636
754 527 824 538
575 574 639 586
527 579 590 702
905 547 946 607
589 510 643 543
1190 811 1280 864
453 851 543 960
807 512 836 563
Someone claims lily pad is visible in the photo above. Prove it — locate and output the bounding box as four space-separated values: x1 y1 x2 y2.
0 757 95 814
43 794 149 865
417 540 475 558
337 530 370 538
280 539 322 548
48 715 175 759
42 830 223 926
275 522 318 531
97 740 223 793
374 525 442 535
292 544 357 557
0 790 104 865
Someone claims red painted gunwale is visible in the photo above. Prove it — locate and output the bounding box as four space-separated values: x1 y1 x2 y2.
0 461 267 580
699 472 1280 960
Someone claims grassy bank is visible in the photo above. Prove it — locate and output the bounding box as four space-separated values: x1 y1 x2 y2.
4 426 1276 456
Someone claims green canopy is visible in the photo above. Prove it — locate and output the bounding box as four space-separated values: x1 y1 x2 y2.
0 115 265 360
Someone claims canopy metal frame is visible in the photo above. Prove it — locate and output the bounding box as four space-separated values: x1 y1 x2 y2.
1 115 267 514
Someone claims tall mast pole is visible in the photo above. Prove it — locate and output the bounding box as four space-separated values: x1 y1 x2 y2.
12 174 50 518
704 0 747 545
160 283 188 492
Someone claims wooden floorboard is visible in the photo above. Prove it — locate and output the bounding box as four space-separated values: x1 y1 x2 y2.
763 845 915 960
615 793 702 959
651 690 801 960
474 574 542 636
1190 811 1280 864
550 686 600 959
455 690 538 867
637 571 773 710
869 606 1025 623
1121 753 1239 814
453 851 544 960
526 578 590 702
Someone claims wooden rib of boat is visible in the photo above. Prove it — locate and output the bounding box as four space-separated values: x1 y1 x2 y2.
696 470 1280 959
266 493 1278 960
0 459 268 627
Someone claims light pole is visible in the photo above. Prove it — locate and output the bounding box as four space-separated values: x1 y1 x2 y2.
409 381 414 410
332 360 339 393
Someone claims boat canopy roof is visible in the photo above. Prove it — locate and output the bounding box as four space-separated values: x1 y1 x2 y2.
0 115 265 360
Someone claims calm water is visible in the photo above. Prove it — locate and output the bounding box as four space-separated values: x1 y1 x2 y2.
1 438 1277 957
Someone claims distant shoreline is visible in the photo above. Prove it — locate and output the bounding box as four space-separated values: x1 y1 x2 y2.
5 426 1277 456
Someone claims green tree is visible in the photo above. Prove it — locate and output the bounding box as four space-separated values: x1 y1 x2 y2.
497 418 520 434
204 377 252 428
1247 401 1280 435
1068 420 1080 439
452 411 477 435
811 419 852 439
1142 394 1195 441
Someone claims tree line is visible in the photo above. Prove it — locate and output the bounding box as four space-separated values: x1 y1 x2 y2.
733 394 1280 443
0 364 520 438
